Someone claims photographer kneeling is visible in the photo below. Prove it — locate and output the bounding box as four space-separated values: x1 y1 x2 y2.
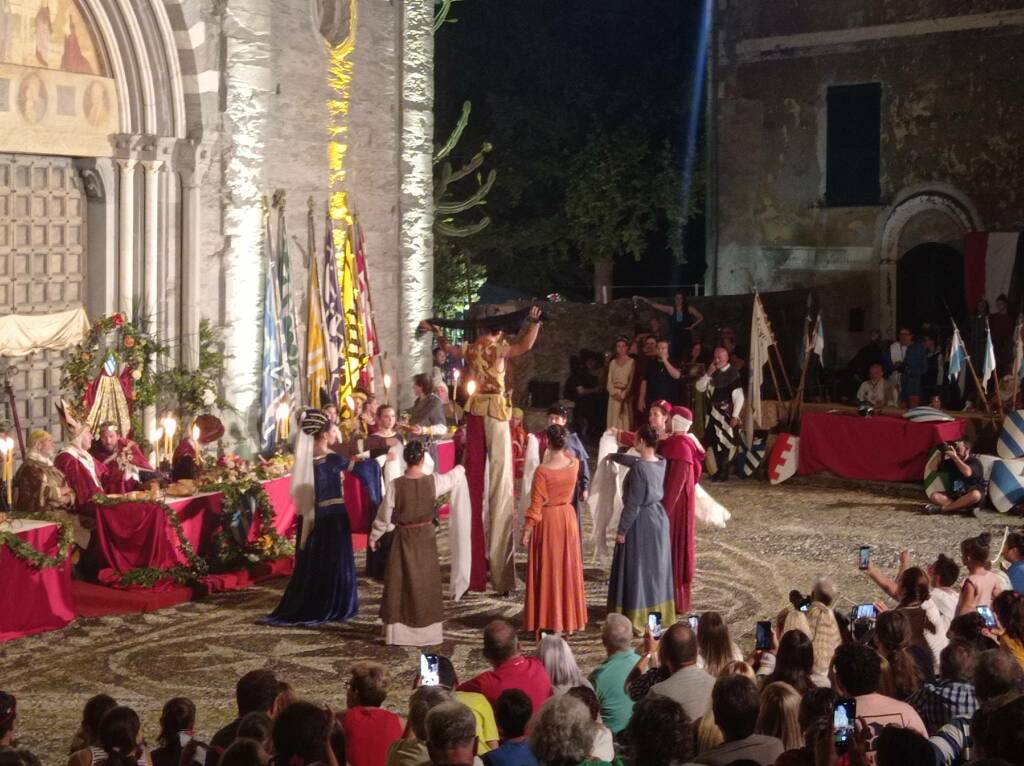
924 438 986 517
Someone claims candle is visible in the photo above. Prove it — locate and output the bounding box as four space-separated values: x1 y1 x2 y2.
383 374 392 404
191 424 200 442
152 427 163 467
275 401 291 442
466 379 477 397
0 437 12 506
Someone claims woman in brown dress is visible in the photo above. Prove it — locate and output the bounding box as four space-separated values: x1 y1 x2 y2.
521 424 588 636
369 440 465 646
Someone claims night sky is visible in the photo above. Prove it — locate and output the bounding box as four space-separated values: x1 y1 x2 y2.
434 0 707 301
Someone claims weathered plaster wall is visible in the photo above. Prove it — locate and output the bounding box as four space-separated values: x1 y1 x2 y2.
714 0 1024 357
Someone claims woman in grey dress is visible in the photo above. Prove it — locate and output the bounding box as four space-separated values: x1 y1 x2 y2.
606 424 678 633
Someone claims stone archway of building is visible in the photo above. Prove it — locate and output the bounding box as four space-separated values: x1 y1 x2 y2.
877 186 980 338
896 242 966 336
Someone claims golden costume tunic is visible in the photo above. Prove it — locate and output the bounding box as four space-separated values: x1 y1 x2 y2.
12 457 74 516
465 337 512 421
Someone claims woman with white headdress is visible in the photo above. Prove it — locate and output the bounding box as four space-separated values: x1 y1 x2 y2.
261 409 359 626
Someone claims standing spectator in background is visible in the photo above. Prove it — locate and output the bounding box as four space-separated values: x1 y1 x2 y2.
341 662 404 766
992 591 1024 669
695 676 783 766
565 352 605 444
889 326 913 397
638 339 683 412
606 338 635 432
990 294 1014 371
641 293 704 362
483 690 537 766
432 347 452 391
631 336 659 427
1003 532 1024 594
589 615 640 736
682 341 709 431
923 335 945 402
902 332 927 407
907 640 978 734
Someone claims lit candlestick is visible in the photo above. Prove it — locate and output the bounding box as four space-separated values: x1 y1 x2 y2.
466 379 477 398
450 367 460 401
383 373 392 405
191 424 200 442
0 437 13 507
152 427 163 467
275 401 291 442
162 415 178 457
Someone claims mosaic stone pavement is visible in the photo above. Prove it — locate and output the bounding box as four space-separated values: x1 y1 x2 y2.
1 476 1017 763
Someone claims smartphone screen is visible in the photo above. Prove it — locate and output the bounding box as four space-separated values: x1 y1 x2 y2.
755 620 772 650
976 605 998 629
687 614 699 633
798 598 811 613
178 732 193 748
858 546 870 570
855 603 877 620
420 653 440 687
833 698 856 751
648 612 663 639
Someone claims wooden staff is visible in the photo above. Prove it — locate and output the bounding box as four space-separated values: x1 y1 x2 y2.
4 380 25 459
965 353 993 416
770 343 794 401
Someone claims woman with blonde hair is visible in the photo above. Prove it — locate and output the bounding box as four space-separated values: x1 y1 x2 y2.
756 682 803 751
696 611 743 676
694 660 757 754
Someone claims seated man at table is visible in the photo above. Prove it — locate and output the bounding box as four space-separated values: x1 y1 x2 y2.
172 414 225 481
53 411 106 522
90 422 154 495
856 363 898 408
924 438 986 516
12 429 76 517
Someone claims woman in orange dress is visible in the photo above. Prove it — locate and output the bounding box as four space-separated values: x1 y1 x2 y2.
521 424 588 635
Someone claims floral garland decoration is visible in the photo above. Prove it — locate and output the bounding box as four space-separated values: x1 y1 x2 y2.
0 513 76 569
203 477 294 570
60 313 164 443
93 495 210 579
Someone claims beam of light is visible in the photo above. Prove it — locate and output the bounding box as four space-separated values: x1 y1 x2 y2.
677 0 713 267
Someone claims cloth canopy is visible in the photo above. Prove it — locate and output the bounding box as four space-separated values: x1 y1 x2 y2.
0 307 91 357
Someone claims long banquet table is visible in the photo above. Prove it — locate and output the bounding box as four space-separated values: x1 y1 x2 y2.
0 519 75 642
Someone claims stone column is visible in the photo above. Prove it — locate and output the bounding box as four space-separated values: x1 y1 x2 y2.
398 0 435 387
180 170 202 370
116 158 138 318
142 160 163 334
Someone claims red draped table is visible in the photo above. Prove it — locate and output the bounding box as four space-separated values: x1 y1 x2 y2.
95 475 297 573
798 412 967 482
0 519 74 642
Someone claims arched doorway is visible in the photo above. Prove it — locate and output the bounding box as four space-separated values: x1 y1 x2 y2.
897 242 966 335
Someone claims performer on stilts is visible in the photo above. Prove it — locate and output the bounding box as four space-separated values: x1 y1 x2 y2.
422 306 543 594
694 346 744 482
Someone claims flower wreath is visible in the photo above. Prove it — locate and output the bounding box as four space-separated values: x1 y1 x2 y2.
60 313 164 441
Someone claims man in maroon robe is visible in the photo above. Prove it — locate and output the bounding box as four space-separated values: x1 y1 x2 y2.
89 422 152 494
659 406 704 614
53 422 106 522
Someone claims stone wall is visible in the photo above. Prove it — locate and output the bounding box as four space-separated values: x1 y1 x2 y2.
712 0 1024 356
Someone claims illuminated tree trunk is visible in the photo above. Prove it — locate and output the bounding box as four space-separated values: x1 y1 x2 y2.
593 257 613 304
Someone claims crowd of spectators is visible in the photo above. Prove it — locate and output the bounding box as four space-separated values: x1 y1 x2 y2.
2 531 1024 766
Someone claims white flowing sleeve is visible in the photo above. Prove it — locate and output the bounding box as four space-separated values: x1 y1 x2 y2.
517 434 541 518
437 466 471 601
589 431 628 565
369 476 397 546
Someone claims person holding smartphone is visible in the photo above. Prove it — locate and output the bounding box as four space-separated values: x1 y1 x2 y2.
923 438 986 516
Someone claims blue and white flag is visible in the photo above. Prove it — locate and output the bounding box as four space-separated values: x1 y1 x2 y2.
988 458 1024 513
260 224 288 455
1014 314 1024 381
810 314 824 358
733 432 767 478
997 409 1024 460
321 213 345 403
947 328 966 382
982 320 997 389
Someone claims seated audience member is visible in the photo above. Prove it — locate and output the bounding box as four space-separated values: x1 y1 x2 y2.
341 662 404 766
774 688 835 766
875 726 934 766
388 686 454 766
874 610 930 700
1004 531 1024 594
624 695 695 766
235 712 272 753
831 643 927 757
628 623 714 720
564 687 613 762
907 639 978 734
957 533 1004 615
150 697 197 766
588 614 640 735
924 440 987 516
992 591 1024 669
804 578 843 678
0 748 40 766
0 693 15 748
757 630 828 693
98 706 147 766
537 635 592 696
928 554 963 624
435 656 499 754
425 702 478 766
984 695 1024 765
528 696 599 766
218 739 268 766
694 661 757 755
695 676 783 766
696 612 743 676
482 690 537 766
275 682 298 713
947 612 1000 652
207 670 279 766
866 565 947 673
273 701 337 766
68 694 117 766
857 363 898 408
458 620 553 713
754 682 802 751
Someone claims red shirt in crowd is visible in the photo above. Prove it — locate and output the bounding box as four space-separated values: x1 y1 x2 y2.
341 706 403 766
456 654 553 713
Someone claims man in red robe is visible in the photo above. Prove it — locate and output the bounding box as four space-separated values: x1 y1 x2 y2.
53 422 106 522
659 406 704 614
171 414 225 481
89 422 152 494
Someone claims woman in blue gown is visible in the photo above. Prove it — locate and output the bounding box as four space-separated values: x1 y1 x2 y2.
261 410 359 626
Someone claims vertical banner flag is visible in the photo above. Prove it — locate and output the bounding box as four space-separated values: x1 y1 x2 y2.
745 292 774 445
305 202 328 408
260 202 288 454
982 319 997 389
948 328 966 382
274 192 299 397
321 211 345 403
